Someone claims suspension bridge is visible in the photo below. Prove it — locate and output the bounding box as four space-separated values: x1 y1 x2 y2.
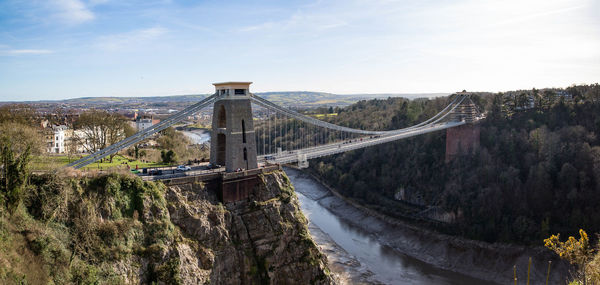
66 82 480 173
65 82 481 201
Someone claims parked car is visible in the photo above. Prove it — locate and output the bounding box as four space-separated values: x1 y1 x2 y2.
148 169 163 176
176 165 191 171
207 163 221 169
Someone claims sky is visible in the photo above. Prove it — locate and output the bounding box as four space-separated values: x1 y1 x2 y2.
0 0 599 101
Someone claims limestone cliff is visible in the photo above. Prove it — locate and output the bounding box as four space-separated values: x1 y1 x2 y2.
0 170 333 285
165 170 333 284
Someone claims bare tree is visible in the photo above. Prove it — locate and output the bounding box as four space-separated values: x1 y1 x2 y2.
66 135 79 163
73 110 133 162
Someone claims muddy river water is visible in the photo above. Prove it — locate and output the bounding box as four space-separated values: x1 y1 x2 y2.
286 167 501 285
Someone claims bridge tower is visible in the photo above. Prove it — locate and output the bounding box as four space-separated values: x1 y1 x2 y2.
445 93 480 162
210 82 258 172
450 96 478 123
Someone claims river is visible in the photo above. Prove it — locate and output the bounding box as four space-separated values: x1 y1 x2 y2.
286 167 500 285
181 129 210 144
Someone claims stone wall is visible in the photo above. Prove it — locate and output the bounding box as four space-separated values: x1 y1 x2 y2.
445 124 481 162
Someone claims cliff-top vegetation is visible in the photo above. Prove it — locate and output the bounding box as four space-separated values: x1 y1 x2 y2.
310 84 600 245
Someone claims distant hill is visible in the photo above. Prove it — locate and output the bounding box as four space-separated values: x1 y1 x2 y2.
257 92 449 107
3 91 450 108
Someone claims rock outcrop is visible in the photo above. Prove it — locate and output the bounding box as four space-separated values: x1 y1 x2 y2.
0 170 332 285
164 170 333 284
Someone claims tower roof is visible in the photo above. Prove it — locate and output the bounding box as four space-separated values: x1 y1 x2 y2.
213 82 252 88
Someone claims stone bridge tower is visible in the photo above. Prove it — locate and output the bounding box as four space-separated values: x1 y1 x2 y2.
445 93 481 162
210 82 258 172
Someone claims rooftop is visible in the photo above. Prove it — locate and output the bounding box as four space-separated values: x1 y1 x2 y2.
212 82 253 90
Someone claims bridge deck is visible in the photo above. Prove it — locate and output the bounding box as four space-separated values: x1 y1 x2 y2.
260 121 466 164
149 165 281 185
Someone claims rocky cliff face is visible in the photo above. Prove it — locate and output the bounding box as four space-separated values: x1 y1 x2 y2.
165 170 333 284
0 170 332 285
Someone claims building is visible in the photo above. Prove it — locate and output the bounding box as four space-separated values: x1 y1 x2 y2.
45 125 67 153
556 91 573 101
135 116 160 131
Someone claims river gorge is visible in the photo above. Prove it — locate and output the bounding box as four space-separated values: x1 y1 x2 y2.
286 167 565 285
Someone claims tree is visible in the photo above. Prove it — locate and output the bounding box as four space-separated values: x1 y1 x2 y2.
532 88 543 109
516 92 529 109
502 93 516 114
0 136 31 213
66 136 80 163
161 150 177 164
73 110 133 162
0 104 38 126
586 83 600 103
488 94 503 122
0 115 41 206
0 122 43 155
139 149 147 159
156 127 198 162
542 90 556 109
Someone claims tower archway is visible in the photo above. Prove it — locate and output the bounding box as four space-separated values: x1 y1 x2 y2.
217 105 226 128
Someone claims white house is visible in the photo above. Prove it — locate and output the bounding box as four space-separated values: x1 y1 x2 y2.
136 117 160 131
47 125 67 153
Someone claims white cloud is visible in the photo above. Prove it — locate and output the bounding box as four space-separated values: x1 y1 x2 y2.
1 49 54 55
95 27 168 51
88 0 110 6
238 9 348 34
51 0 95 24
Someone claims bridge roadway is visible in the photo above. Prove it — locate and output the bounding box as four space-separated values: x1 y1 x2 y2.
139 163 224 181
258 121 466 165
139 162 274 181
137 121 465 180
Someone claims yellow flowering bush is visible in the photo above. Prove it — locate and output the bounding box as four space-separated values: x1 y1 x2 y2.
544 229 591 266
545 229 597 284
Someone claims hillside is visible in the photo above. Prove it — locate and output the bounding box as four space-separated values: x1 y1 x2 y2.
3 91 450 108
309 84 600 245
0 170 333 284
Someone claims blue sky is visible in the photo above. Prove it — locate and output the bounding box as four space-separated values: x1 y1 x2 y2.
0 0 599 101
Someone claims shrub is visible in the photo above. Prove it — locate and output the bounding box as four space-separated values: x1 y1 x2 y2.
545 229 596 284
161 150 177 164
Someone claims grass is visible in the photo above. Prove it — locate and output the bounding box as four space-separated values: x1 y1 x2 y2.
312 113 338 118
30 154 168 171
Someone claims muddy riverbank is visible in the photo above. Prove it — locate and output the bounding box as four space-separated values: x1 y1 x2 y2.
286 167 568 284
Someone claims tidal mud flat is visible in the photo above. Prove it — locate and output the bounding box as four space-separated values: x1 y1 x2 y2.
286 167 568 285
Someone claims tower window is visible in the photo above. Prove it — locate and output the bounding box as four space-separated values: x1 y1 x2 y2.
242 120 246 143
234 89 246 95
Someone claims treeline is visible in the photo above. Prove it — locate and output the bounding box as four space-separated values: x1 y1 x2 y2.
0 105 203 166
309 84 600 244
